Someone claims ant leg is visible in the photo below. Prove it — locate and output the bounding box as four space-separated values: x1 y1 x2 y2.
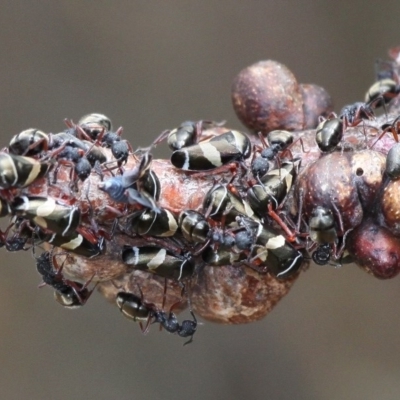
78 126 96 141
132 283 153 335
22 137 48 156
152 129 171 146
370 125 398 148
190 162 238 180
64 118 75 129
182 310 197 346
257 131 269 148
330 201 344 236
267 204 297 243
333 228 354 260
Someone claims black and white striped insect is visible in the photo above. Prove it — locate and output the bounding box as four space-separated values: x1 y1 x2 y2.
130 208 178 237
77 113 113 139
116 291 153 329
137 168 161 203
307 206 337 265
0 153 51 189
365 78 400 108
12 196 80 237
203 183 256 224
247 159 300 217
99 151 160 212
308 204 353 261
178 210 210 244
0 198 11 218
385 143 400 179
64 113 112 140
170 130 251 171
201 245 247 266
122 245 195 280
251 224 303 279
9 129 49 156
308 204 354 265
308 206 337 245
40 231 105 258
155 120 225 151
315 118 344 152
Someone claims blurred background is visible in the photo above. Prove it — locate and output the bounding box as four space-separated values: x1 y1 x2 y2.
0 2 399 399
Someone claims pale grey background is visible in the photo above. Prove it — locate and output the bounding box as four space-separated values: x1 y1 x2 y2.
0 2 399 400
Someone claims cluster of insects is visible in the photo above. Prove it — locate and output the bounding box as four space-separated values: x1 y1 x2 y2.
2 46 400 340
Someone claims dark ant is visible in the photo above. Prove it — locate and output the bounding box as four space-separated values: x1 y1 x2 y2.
52 145 92 182
251 130 308 181
153 309 197 345
251 130 293 181
65 114 131 166
180 181 261 252
0 223 30 252
50 136 109 186
155 279 197 345
178 208 259 258
81 140 107 166
101 127 132 166
339 100 376 128
251 131 293 182
8 130 80 158
116 289 197 345
35 251 96 308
